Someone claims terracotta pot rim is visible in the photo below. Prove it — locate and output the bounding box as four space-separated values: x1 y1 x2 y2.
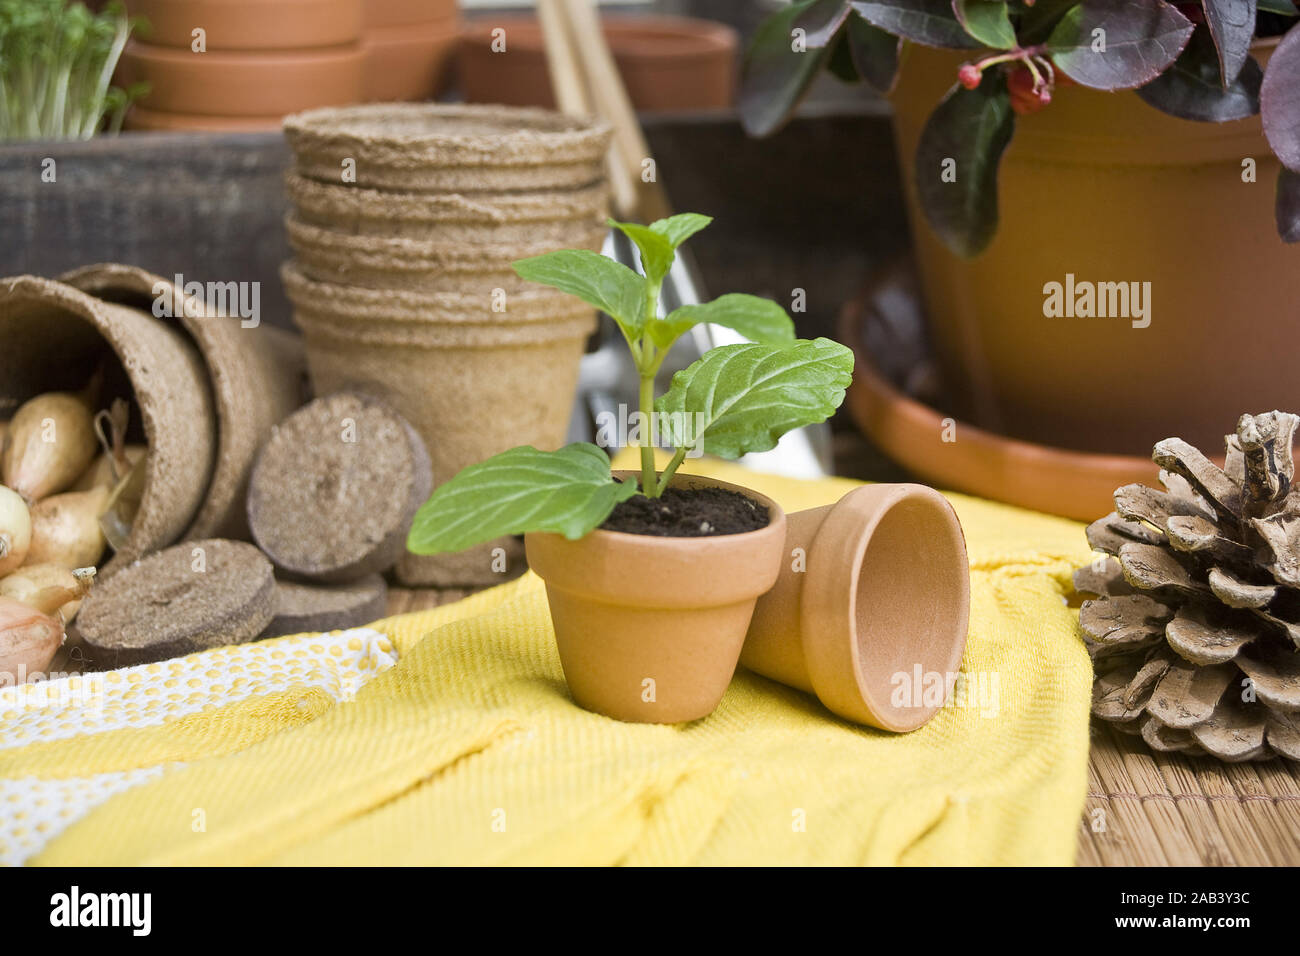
126 104 284 131
461 14 737 59
123 38 364 65
366 15 460 41
526 470 787 608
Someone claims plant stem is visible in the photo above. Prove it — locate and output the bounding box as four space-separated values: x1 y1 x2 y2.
656 447 689 493
638 370 657 496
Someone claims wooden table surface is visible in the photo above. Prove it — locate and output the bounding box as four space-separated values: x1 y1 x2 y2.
388 584 1300 866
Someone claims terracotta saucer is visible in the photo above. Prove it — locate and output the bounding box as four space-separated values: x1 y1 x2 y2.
838 270 1161 523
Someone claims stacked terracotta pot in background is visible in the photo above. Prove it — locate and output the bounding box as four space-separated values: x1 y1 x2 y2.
120 0 365 131
280 104 612 586
362 0 461 103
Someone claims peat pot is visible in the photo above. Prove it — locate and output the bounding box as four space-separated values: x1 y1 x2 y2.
526 473 786 723
889 40 1298 457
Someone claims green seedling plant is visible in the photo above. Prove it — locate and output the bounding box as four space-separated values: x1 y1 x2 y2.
0 0 147 142
406 213 855 556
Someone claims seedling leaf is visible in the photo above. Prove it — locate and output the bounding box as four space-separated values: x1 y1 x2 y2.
513 249 647 337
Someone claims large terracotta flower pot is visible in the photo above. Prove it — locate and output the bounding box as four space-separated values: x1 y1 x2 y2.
742 484 970 731
119 40 363 118
526 473 786 723
889 40 1298 457
126 0 362 50
460 15 737 112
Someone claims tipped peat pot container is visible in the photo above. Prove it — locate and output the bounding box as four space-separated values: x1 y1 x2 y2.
525 473 787 724
742 484 971 731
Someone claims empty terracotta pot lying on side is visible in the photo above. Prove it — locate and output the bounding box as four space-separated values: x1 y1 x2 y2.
742 484 971 732
526 473 787 724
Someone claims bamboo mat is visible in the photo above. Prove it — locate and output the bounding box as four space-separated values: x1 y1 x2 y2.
388 586 1300 867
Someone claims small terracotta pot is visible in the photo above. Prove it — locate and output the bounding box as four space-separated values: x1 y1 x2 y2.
119 40 363 117
285 173 610 244
742 484 970 732
365 0 456 28
283 104 611 193
126 0 363 50
460 15 737 112
362 18 459 103
526 472 787 723
285 214 607 293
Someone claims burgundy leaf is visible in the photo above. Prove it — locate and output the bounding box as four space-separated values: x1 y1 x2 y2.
1203 0 1256 85
1047 0 1195 90
740 0 835 137
850 0 982 48
1136 26 1261 121
1261 24 1300 171
846 12 903 92
795 0 855 48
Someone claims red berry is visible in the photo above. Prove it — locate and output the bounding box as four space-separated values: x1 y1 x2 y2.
958 63 982 90
1007 65 1051 116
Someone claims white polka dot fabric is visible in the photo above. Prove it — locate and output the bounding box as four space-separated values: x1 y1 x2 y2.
0 628 400 865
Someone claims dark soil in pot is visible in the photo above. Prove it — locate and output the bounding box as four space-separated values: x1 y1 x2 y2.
601 485 770 537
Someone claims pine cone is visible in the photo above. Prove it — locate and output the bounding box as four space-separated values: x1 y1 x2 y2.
1075 411 1300 763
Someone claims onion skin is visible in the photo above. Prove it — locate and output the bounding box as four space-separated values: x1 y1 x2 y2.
0 564 95 622
0 485 32 576
2 392 97 503
0 596 63 684
25 487 108 569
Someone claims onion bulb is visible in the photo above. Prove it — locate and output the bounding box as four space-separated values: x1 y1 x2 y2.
0 597 64 684
25 486 109 569
2 391 98 502
0 485 31 576
0 564 95 623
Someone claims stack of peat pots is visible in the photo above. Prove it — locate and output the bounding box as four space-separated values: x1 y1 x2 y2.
281 104 612 585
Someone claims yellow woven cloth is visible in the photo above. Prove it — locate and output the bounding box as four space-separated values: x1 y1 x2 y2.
7 458 1094 866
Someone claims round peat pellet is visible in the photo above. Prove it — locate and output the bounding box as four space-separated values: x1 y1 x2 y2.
247 391 432 582
263 574 388 638
77 539 275 668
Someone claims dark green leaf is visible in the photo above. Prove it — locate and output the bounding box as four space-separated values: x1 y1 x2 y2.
649 212 713 249
608 219 675 284
406 444 636 553
513 249 646 337
1262 24 1300 171
952 0 1017 48
1257 0 1296 14
1203 0 1256 84
1276 166 1300 242
655 338 854 458
794 0 854 47
1017 0 1080 43
1137 27 1261 121
913 73 1015 257
1047 0 1194 90
845 12 902 92
648 294 797 351
826 28 863 81
850 0 982 49
740 0 835 136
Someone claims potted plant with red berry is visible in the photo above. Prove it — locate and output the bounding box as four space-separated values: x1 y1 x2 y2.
406 213 854 724
740 0 1300 483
